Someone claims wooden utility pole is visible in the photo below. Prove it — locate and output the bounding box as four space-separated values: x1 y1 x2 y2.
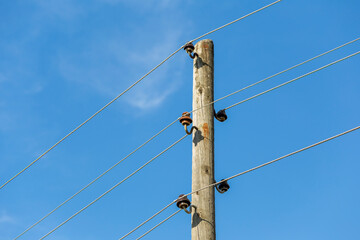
191 39 215 240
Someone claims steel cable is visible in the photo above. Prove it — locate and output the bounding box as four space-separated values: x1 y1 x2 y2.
119 200 177 240
126 125 360 240
12 2 284 237
1 0 282 191
223 50 360 110
189 37 360 114
39 134 188 240
70 37 360 240
183 125 360 198
188 0 282 43
117 41 360 240
0 48 182 191
14 118 180 239
136 209 182 240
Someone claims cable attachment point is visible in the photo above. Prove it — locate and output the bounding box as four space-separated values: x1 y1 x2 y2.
176 194 194 214
179 112 198 135
215 179 230 194
183 42 197 59
214 109 228 122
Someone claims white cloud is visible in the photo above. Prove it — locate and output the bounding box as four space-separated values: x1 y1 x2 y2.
0 212 15 224
57 19 187 112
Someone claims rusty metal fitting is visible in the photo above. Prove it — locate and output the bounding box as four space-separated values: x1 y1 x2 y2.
179 112 198 135
179 112 192 126
183 42 197 59
214 109 228 122
183 42 194 53
184 125 198 135
176 194 191 210
215 179 230 194
183 205 197 214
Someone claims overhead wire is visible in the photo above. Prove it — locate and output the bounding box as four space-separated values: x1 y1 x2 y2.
0 0 282 191
119 200 177 240
120 47 360 238
23 32 360 240
0 49 182 191
184 37 360 115
223 50 360 110
188 0 282 43
14 118 180 240
39 134 188 240
122 125 360 239
205 37 360 110
183 125 360 198
13 1 285 237
10 0 357 238
118 48 360 239
136 209 182 240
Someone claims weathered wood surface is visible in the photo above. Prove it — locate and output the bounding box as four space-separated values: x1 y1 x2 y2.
192 39 215 240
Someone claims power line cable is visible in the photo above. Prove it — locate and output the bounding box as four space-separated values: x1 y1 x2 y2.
136 209 182 240
124 125 360 239
184 125 360 198
39 135 188 240
188 0 282 43
0 0 282 191
188 37 360 114
223 50 360 110
0 49 182 191
13 2 285 236
117 43 360 240
208 37 360 109
119 200 177 240
14 118 180 240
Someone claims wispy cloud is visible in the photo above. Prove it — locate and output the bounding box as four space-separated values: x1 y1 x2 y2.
57 8 188 112
1 0 190 114
0 211 15 224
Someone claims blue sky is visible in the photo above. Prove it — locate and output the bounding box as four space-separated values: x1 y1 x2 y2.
1 0 360 239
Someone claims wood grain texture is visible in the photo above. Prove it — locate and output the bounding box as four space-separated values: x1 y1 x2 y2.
192 39 215 240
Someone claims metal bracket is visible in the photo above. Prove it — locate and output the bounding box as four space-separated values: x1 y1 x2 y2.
182 205 197 214
184 125 198 135
183 42 198 59
180 112 198 135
